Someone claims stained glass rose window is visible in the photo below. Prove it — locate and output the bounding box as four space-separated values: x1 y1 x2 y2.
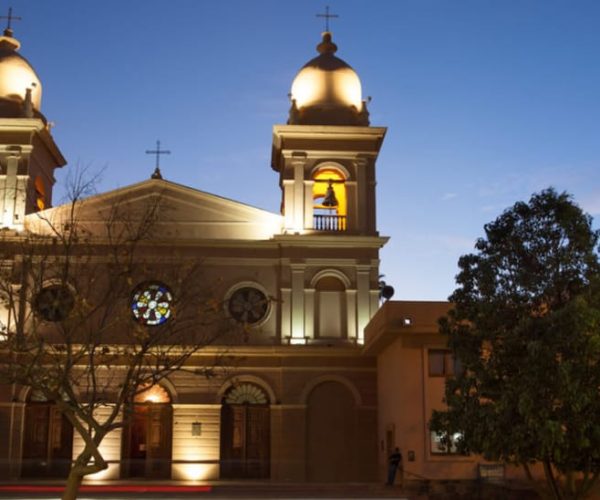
131 282 173 326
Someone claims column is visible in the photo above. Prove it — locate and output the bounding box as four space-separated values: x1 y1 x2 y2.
2 155 19 228
303 180 314 230
281 288 292 340
290 265 305 343
345 289 357 341
292 160 305 232
304 288 315 341
356 266 371 344
355 159 368 234
282 180 295 231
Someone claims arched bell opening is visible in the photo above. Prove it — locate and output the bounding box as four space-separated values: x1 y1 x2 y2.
121 383 173 479
312 167 347 231
220 383 270 479
21 390 73 478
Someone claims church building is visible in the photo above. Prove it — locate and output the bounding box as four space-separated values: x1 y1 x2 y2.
0 17 518 487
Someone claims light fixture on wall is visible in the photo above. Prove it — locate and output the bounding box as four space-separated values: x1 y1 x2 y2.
191 421 202 436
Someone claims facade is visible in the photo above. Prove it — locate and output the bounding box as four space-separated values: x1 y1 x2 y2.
0 20 528 487
0 25 387 483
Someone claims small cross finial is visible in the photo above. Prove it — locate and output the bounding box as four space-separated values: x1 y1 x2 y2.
145 140 171 173
316 6 339 32
0 7 22 37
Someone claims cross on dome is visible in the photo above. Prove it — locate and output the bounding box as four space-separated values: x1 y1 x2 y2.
316 6 339 32
0 7 22 37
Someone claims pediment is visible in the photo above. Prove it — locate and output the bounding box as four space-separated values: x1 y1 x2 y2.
26 179 282 241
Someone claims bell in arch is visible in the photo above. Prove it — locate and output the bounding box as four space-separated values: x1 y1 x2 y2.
321 180 339 208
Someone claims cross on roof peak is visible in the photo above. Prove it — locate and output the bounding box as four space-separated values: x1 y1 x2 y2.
145 140 171 175
316 6 339 33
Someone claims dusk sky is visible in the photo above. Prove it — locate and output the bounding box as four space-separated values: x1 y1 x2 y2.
7 0 600 300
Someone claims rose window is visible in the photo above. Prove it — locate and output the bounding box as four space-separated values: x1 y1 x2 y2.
227 287 269 325
34 284 75 322
131 282 173 326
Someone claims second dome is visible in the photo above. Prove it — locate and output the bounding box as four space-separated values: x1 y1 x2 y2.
289 32 368 126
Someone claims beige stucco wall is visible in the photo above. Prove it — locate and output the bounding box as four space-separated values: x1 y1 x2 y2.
369 301 546 484
171 404 220 480
377 338 478 481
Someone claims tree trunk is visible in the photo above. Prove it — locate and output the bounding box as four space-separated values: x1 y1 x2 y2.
62 469 83 500
523 462 553 500
543 460 563 500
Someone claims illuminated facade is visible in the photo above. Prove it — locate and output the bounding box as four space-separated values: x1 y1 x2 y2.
0 27 388 483
0 21 519 487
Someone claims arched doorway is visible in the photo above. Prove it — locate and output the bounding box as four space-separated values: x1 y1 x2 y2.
220 383 270 479
306 381 356 482
22 391 73 478
122 384 173 479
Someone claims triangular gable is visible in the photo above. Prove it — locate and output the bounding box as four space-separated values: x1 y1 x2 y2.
26 179 283 241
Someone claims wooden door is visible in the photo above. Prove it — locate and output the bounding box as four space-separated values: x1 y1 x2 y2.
146 404 172 478
220 404 270 479
306 382 356 482
48 406 73 477
123 403 172 478
22 403 73 478
127 406 148 477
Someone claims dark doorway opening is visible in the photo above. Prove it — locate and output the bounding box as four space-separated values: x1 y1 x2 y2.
22 402 73 478
220 383 270 479
122 385 173 479
306 381 356 482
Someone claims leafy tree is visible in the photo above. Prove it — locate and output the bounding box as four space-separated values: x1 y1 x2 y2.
430 189 600 500
0 173 236 500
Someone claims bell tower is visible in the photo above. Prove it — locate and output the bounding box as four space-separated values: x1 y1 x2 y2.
0 23 66 230
271 31 388 346
271 32 386 236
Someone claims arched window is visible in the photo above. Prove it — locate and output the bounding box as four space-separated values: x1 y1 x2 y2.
312 168 346 231
315 275 347 339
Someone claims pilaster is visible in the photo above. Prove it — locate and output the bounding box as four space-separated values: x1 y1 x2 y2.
356 265 372 343
290 264 306 342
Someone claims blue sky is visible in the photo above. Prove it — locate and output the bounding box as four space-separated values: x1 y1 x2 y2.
8 0 600 300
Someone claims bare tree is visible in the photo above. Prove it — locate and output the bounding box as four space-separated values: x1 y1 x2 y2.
0 173 237 499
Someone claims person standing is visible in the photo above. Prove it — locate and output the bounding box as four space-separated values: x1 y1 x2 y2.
386 447 403 486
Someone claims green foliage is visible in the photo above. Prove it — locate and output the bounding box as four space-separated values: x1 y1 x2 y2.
430 189 600 499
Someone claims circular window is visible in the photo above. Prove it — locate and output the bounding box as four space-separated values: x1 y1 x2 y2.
34 284 75 322
227 287 269 325
131 282 173 326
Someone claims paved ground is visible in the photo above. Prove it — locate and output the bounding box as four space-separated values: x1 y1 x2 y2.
0 481 419 499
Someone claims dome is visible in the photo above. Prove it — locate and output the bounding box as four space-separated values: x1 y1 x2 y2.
0 31 43 118
288 32 369 126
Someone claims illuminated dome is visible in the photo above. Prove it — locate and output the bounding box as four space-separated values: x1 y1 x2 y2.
288 32 369 126
0 29 43 119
